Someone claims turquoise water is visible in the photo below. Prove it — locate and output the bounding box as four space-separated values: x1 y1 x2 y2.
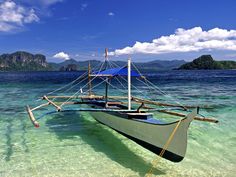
0 71 236 177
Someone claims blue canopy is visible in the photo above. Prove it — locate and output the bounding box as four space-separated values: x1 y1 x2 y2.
92 67 140 77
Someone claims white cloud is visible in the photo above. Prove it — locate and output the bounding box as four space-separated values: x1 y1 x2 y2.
0 0 39 32
109 27 236 56
108 12 114 16
53 52 70 60
0 21 14 31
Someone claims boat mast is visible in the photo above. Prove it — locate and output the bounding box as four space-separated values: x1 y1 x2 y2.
88 61 92 96
128 58 131 110
105 48 109 105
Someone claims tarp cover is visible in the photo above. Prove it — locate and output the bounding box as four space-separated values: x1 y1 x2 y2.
93 66 140 77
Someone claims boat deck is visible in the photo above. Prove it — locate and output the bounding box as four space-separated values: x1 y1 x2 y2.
133 118 164 124
82 98 166 124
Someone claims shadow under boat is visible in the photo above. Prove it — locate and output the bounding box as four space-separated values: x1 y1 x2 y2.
46 111 166 176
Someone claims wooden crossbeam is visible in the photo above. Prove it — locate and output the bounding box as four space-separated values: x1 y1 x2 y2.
43 95 61 111
107 102 123 105
54 101 122 105
45 95 212 112
46 95 128 100
132 96 191 109
26 105 40 127
46 95 83 99
31 102 50 111
132 97 213 109
158 110 218 123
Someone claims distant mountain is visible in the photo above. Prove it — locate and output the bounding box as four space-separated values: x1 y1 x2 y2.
49 59 79 71
178 55 236 70
49 59 102 71
49 59 186 71
0 51 51 71
0 51 186 71
134 60 186 71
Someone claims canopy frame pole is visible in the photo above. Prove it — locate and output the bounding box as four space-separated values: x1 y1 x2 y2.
104 48 109 107
128 58 131 110
105 78 109 106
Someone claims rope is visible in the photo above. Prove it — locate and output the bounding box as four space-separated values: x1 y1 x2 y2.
62 62 105 94
118 75 149 98
60 77 107 107
43 56 183 111
114 74 166 109
100 77 128 95
131 62 187 109
108 60 163 106
104 59 166 109
45 58 104 97
59 60 106 107
145 119 182 177
108 61 128 90
47 71 88 95
62 74 89 93
106 63 150 98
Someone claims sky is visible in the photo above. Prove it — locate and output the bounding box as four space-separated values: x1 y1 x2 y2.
0 0 236 62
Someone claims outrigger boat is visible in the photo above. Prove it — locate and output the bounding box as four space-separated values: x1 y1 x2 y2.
26 49 218 163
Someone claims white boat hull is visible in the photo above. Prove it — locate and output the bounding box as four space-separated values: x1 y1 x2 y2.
89 110 196 162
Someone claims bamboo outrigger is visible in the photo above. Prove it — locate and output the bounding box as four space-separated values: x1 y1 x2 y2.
26 49 218 163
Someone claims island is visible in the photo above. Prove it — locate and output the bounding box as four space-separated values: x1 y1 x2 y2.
178 55 236 70
0 51 51 71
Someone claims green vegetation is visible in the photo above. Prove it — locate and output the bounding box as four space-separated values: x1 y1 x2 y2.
2 51 235 72
0 51 51 71
217 60 236 69
178 55 236 70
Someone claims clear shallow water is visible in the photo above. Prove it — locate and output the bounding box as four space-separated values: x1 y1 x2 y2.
0 70 236 177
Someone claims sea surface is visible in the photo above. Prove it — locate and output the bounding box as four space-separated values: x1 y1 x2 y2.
0 70 235 177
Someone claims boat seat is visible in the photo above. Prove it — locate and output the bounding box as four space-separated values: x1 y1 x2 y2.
106 105 120 109
107 102 123 105
105 102 123 109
